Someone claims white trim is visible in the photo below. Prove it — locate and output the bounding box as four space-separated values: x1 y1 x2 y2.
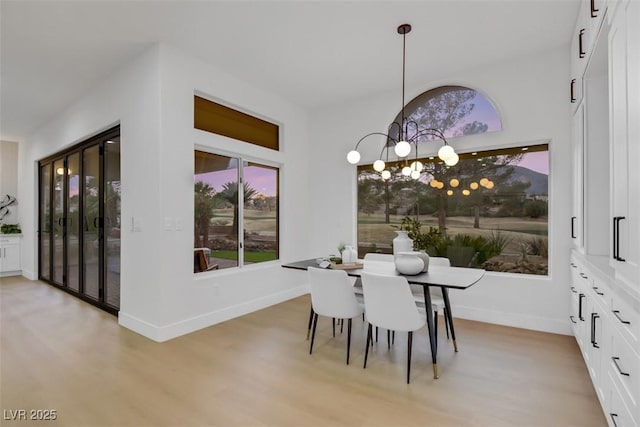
119 284 309 342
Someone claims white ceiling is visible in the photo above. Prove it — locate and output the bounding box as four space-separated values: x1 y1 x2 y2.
0 0 580 142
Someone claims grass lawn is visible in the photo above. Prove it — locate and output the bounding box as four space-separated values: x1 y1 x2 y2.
212 249 277 263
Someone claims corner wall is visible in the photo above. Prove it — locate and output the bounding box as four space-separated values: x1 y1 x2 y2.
308 47 573 335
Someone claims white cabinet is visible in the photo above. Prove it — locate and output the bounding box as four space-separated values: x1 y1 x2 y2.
608 0 640 289
0 235 21 275
572 103 585 251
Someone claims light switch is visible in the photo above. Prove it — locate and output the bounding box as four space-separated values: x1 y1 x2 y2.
175 217 184 231
164 217 174 231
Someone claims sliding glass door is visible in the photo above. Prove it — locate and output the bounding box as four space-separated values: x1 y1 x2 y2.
38 126 120 314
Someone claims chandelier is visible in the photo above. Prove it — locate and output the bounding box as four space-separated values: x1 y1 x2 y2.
346 24 458 179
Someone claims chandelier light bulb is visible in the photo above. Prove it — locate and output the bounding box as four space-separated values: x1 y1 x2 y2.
394 140 412 158
401 166 412 176
449 178 459 188
447 190 453 196
429 179 438 188
438 145 455 161
480 178 489 187
462 189 471 196
410 161 423 172
411 170 421 180
381 170 391 180
486 181 495 189
470 182 479 190
444 153 459 166
347 150 361 164
437 181 444 189
373 159 386 172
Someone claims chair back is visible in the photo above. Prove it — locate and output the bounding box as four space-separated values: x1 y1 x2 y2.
363 253 395 274
308 267 363 319
360 272 425 332
429 257 451 267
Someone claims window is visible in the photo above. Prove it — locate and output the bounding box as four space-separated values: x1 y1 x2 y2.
357 144 549 275
390 85 502 142
194 150 279 272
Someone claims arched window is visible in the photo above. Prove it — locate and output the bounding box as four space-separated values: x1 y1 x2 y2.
391 85 502 140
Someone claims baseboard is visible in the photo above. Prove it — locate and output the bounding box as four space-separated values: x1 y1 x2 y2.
22 269 37 280
119 285 309 342
452 304 572 335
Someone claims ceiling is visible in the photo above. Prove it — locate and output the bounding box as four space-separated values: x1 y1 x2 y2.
0 0 580 143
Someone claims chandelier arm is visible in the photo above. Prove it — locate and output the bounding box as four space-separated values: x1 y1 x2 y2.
353 132 398 151
413 128 449 143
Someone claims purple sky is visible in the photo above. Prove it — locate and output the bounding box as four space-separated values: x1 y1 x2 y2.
196 165 277 197
517 151 549 175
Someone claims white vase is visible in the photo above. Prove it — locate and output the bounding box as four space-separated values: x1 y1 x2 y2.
416 250 430 272
393 231 413 256
342 245 356 264
394 251 424 275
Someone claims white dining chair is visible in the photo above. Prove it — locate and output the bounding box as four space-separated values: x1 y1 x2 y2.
360 272 426 384
307 267 365 365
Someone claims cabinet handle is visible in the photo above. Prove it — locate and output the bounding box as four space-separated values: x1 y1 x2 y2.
579 29 586 58
571 216 577 238
591 313 599 348
609 413 619 427
612 357 630 377
590 0 599 18
579 294 585 321
613 217 617 260
615 217 626 262
570 79 577 103
570 315 577 324
580 273 588 279
612 310 631 325
570 286 577 293
592 286 604 296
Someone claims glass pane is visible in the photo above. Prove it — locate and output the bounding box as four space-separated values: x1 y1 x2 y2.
104 138 121 309
52 159 65 284
67 153 80 292
357 145 549 275
194 151 238 271
243 163 278 264
40 163 51 280
83 146 100 299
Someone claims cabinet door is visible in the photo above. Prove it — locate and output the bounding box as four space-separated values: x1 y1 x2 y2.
609 0 640 286
0 239 21 273
572 103 585 251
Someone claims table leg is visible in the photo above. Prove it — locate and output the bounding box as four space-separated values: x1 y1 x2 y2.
441 287 458 352
306 305 314 340
423 285 438 379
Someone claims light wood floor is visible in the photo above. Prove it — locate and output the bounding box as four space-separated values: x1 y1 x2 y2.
1 276 606 427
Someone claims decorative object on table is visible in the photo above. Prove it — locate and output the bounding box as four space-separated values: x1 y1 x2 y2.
0 223 21 234
345 24 458 182
393 231 413 256
394 251 424 275
416 250 430 272
341 245 357 264
330 261 364 270
0 194 17 221
328 256 342 264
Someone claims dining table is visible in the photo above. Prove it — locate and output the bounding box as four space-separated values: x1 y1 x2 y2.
282 258 486 379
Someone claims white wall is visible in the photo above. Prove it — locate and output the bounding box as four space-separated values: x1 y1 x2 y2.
308 47 573 335
19 44 313 341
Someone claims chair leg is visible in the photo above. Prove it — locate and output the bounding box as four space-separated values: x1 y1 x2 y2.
444 307 450 339
306 305 314 340
375 326 378 342
364 323 372 368
346 318 352 365
392 331 395 344
332 318 336 338
309 313 319 354
434 310 439 352
341 318 344 334
407 331 413 384
387 330 391 349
